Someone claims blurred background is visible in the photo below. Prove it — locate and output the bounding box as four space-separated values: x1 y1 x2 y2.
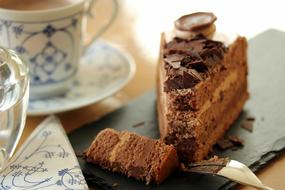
91 0 285 99
31 0 285 132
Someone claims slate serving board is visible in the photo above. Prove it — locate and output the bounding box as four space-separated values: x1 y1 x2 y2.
68 29 285 190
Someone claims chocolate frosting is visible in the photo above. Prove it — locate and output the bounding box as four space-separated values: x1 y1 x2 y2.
175 12 217 32
163 35 227 92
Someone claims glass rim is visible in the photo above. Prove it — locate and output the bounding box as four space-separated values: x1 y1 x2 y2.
0 47 29 88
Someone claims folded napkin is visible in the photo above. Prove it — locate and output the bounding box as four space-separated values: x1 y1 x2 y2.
0 116 88 190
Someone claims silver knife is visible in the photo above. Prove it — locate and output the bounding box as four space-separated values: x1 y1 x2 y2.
181 158 274 190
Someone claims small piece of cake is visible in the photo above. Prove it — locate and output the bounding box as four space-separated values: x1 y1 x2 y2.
181 156 229 174
157 12 249 162
85 128 179 184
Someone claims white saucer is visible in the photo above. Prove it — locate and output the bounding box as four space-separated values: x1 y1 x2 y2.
28 40 136 116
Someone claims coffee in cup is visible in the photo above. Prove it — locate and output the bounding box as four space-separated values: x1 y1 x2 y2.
0 0 117 99
0 0 75 11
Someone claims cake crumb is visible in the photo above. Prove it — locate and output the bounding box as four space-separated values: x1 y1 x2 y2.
241 117 255 132
132 121 145 128
231 146 239 151
216 137 234 150
246 117 255 121
216 135 244 151
228 135 244 146
75 151 86 159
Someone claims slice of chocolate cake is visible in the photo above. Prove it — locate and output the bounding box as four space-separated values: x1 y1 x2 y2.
85 128 179 184
157 12 249 162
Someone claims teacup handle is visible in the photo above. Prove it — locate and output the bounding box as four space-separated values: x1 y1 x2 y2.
83 0 118 53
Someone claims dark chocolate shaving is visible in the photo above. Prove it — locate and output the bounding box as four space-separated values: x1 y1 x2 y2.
228 135 244 146
246 117 255 121
164 54 184 69
216 138 235 150
163 34 227 91
164 68 202 92
75 151 87 159
241 118 255 132
132 121 145 128
165 38 205 55
183 71 199 88
189 62 209 73
216 135 244 151
200 40 226 61
231 147 239 151
180 53 208 72
180 53 202 66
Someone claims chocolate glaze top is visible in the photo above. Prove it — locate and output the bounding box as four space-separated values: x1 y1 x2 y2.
175 12 217 32
163 34 227 92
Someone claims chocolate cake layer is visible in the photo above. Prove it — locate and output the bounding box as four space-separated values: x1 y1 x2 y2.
157 33 248 162
85 129 179 184
164 72 247 157
193 82 248 160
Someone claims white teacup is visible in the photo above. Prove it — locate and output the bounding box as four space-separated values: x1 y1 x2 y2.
0 0 117 99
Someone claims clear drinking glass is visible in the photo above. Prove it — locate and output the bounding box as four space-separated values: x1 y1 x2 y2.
0 47 29 169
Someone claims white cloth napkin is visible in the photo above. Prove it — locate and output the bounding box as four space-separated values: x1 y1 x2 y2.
0 116 88 190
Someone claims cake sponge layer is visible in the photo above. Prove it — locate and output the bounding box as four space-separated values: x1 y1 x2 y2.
86 128 179 184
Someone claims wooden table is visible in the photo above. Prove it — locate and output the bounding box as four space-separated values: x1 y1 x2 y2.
25 0 285 189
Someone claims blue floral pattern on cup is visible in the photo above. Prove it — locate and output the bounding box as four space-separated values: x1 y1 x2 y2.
27 40 136 115
0 11 82 86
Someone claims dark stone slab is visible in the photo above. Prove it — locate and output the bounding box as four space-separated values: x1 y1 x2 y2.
68 29 285 190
